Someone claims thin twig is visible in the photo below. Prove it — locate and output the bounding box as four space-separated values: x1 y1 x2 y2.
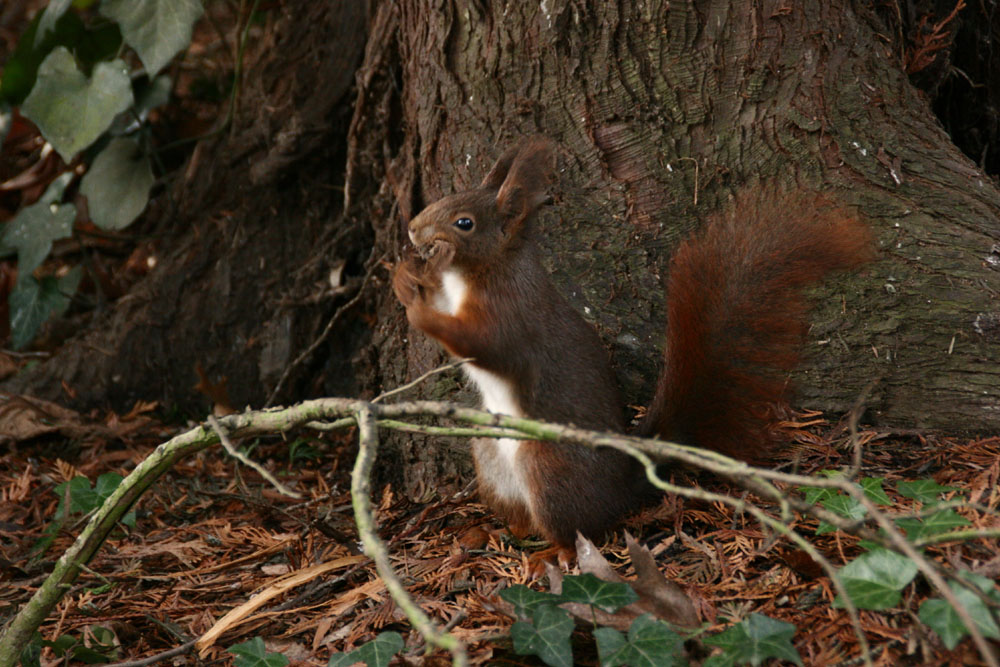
622 444 875 665
351 404 468 665
265 254 382 407
677 156 700 205
207 415 302 499
845 380 877 479
102 640 197 667
847 487 998 666
307 414 531 441
914 527 1000 546
2 397 995 666
372 358 472 404
374 419 527 440
342 2 398 216
152 0 260 156
225 0 259 139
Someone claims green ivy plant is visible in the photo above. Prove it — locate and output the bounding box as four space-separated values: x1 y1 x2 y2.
801 476 997 649
20 627 120 666
319 574 802 666
34 472 135 556
0 0 203 348
327 632 404 667
499 573 798 667
702 614 801 667
228 637 290 667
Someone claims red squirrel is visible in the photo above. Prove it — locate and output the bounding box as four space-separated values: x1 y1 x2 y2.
392 137 872 555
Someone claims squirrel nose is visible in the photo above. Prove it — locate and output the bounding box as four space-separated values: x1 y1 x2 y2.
408 221 434 247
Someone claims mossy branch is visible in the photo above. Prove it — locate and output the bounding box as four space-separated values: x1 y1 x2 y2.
350 405 468 665
1 397 996 666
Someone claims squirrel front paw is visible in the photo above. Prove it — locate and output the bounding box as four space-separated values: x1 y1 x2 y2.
427 240 456 272
392 259 424 308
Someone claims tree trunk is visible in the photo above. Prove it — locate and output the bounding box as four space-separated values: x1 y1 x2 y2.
5 1 999 493
363 0 1000 432
4 2 374 412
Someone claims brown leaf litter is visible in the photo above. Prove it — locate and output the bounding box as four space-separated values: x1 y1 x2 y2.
1 404 998 665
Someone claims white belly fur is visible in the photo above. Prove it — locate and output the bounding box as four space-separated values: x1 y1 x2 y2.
437 268 468 316
465 364 523 464
437 268 528 503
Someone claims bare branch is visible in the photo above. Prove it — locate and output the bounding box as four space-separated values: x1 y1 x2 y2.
2 395 995 666
208 414 303 499
350 404 468 665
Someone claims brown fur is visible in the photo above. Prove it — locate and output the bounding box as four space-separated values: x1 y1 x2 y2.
393 138 873 550
642 191 874 459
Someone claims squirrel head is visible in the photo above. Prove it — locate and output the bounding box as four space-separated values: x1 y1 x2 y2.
407 137 556 268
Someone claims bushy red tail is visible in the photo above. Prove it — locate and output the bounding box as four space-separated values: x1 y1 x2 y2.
642 191 874 459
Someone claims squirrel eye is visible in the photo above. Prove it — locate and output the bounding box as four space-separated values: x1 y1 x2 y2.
453 217 474 231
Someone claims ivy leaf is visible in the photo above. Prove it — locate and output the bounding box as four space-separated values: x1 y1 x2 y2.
919 573 1000 649
81 137 154 230
499 584 566 619
897 479 960 504
560 574 639 613
80 626 118 662
815 520 837 536
799 485 836 505
328 632 404 667
35 0 76 47
896 509 972 542
594 627 627 666
1 173 75 278
1 11 66 104
704 613 802 667
100 0 203 77
8 268 81 349
19 632 43 667
21 47 132 161
921 509 972 535
833 548 918 610
95 473 125 502
510 605 574 667
821 494 867 521
595 615 685 667
53 473 133 530
1 10 119 105
623 615 685 665
227 637 289 667
54 476 98 514
861 477 892 504
816 493 868 535
808 490 866 535
41 634 78 657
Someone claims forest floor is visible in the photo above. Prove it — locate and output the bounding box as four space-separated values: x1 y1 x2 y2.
1 387 998 666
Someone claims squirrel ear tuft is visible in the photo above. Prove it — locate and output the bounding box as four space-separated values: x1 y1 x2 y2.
491 137 556 227
481 143 522 190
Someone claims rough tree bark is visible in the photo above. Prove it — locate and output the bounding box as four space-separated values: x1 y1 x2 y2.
4 2 373 411
5 2 999 495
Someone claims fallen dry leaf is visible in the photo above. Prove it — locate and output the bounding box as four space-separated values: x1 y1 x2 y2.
196 555 367 654
0 352 19 381
540 532 700 631
0 394 113 443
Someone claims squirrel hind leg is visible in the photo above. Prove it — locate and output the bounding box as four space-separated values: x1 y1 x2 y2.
522 442 648 548
524 544 576 579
